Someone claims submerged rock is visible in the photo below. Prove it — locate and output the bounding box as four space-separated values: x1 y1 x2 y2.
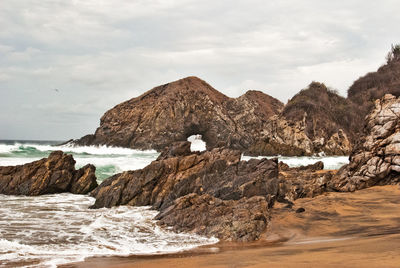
0 151 98 195
330 94 400 191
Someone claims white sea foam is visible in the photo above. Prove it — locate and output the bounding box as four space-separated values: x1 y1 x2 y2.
0 142 157 156
242 155 349 170
187 134 207 152
0 194 218 267
0 142 160 181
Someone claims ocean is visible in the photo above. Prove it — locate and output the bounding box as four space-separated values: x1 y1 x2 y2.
0 139 349 267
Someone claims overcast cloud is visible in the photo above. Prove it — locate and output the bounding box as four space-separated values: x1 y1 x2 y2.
1 0 399 140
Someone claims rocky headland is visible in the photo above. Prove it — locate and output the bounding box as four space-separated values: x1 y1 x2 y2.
73 50 400 157
74 77 356 156
0 151 98 195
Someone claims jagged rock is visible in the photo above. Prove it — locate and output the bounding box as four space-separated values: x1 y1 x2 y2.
90 146 280 241
156 141 192 161
330 94 400 191
156 194 270 242
74 77 351 156
278 161 324 172
90 147 278 210
278 167 335 203
71 164 98 194
276 160 334 203
0 151 98 195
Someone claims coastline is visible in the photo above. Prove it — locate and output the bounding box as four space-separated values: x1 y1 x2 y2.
61 185 400 268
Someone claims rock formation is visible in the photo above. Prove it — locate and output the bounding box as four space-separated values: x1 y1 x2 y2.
281 82 356 152
330 94 400 191
278 161 335 203
156 194 269 241
0 151 98 195
75 77 284 152
245 82 357 156
90 142 278 241
74 77 352 156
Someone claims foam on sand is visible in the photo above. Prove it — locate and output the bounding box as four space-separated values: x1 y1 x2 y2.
0 193 218 268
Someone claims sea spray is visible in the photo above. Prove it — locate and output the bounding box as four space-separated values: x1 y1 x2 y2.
0 141 159 182
0 193 218 267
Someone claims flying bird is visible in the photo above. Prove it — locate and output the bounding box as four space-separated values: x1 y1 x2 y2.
54 89 59 93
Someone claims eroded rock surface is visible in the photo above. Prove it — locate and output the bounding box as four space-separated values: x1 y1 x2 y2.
330 94 400 191
0 151 98 195
156 194 270 241
75 77 352 156
90 144 279 241
75 77 283 152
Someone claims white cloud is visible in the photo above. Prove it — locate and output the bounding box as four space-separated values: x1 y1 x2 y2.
0 0 399 139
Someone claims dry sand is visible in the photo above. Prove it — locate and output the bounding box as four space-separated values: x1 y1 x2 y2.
62 185 400 268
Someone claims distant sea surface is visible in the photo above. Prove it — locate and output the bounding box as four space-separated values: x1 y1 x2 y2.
0 139 348 267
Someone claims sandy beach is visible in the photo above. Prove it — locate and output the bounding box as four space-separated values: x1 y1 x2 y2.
62 185 400 268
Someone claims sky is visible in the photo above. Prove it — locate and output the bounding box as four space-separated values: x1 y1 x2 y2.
1 0 400 140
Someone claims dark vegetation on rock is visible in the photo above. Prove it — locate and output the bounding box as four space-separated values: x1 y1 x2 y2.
348 44 400 127
282 82 362 146
0 151 98 195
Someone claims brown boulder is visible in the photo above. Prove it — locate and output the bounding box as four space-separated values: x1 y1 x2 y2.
156 193 270 242
0 151 98 195
278 168 335 203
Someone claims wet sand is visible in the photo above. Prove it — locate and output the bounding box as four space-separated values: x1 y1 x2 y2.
62 185 400 268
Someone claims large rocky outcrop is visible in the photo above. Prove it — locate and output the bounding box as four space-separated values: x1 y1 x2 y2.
90 142 278 241
75 77 352 156
330 94 400 191
75 77 283 152
0 151 98 195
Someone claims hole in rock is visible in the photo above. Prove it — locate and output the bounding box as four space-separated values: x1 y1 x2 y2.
187 134 207 152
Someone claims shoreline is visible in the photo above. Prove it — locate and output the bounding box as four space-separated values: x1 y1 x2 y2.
61 185 400 268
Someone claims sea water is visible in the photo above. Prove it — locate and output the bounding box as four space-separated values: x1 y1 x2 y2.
0 140 348 267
